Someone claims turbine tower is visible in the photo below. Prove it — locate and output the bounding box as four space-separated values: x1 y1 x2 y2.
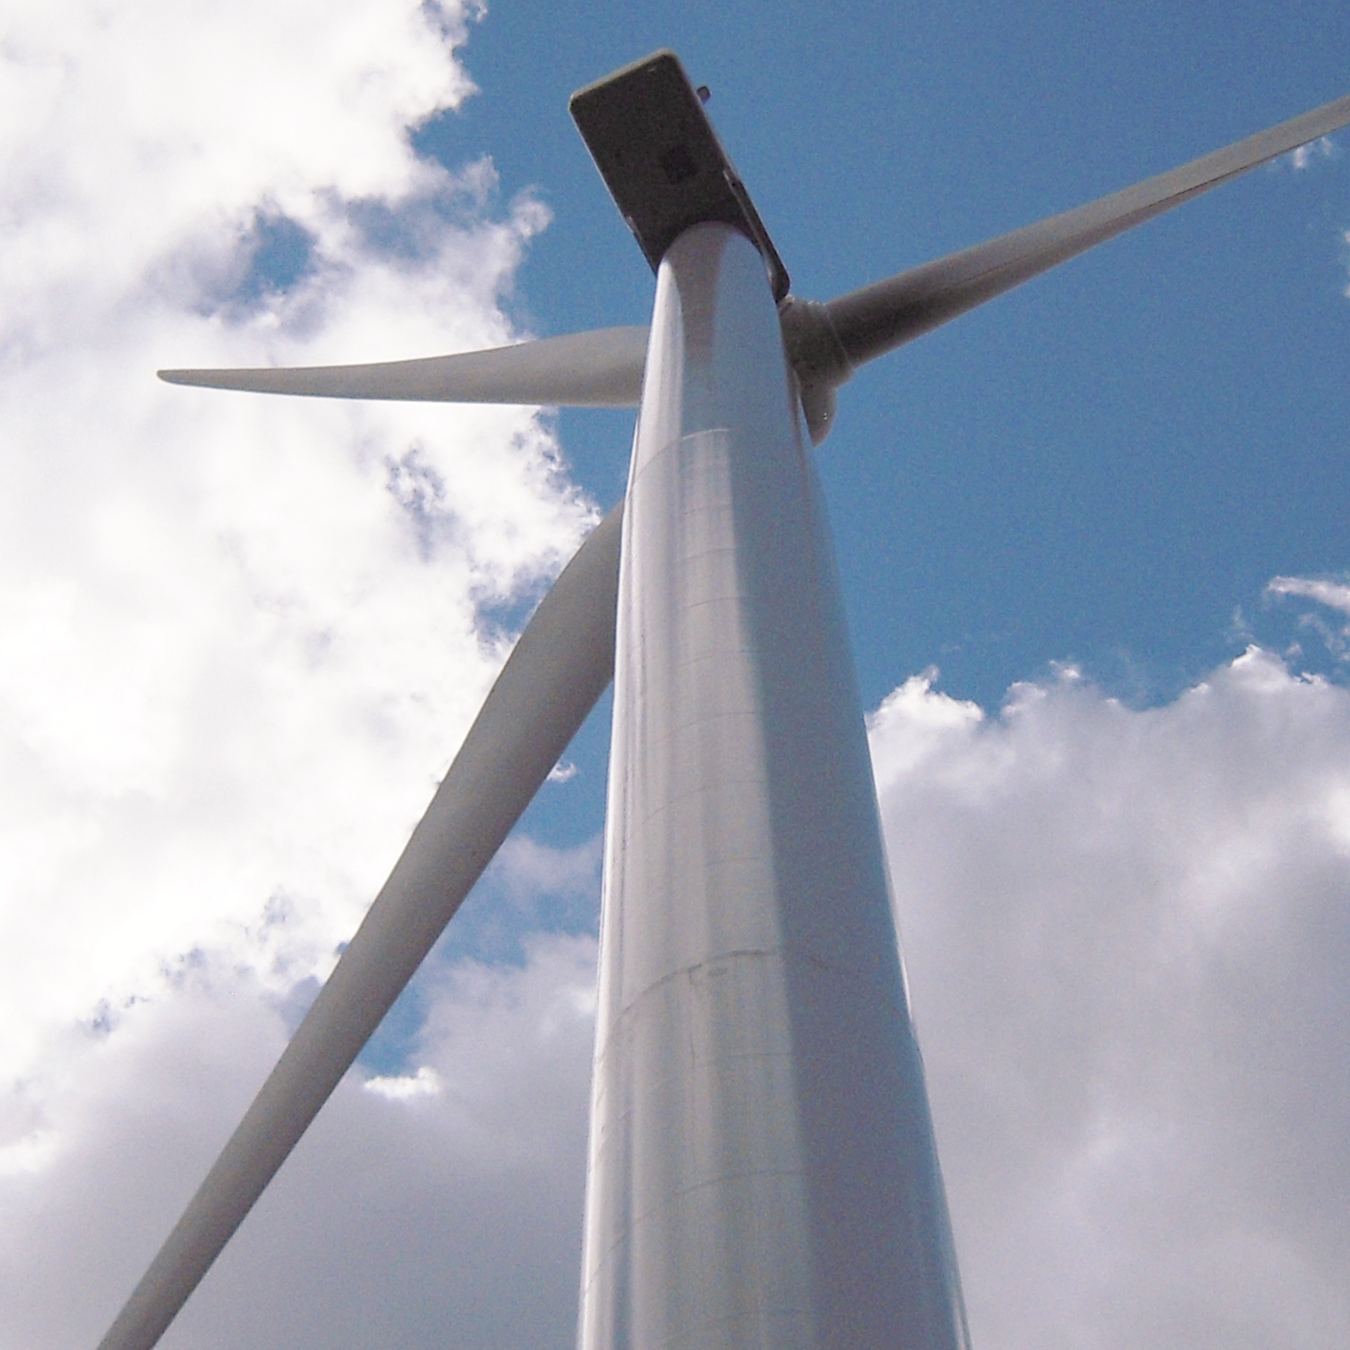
97 51 1350 1350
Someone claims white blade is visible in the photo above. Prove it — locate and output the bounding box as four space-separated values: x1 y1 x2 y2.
96 501 623 1350
159 325 648 406
823 89 1350 371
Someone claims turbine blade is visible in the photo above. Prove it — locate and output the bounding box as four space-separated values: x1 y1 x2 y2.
96 501 624 1350
826 89 1350 370
159 326 648 406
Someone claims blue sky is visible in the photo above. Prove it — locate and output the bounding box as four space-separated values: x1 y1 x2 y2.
444 0 1350 698
442 0 1350 871
1 3 1348 1348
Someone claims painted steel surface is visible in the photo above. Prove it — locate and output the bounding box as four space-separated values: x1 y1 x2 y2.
822 88 1350 370
579 223 969 1350
159 326 648 406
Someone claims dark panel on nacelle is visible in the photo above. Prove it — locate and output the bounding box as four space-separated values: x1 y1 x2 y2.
570 50 790 303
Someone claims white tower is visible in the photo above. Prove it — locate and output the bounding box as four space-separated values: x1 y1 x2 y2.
579 223 967 1349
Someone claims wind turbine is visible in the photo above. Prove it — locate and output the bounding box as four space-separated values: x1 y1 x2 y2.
96 51 1350 1350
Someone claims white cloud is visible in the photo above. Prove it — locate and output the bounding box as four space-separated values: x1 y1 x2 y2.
363 1064 443 1100
0 936 598 1350
0 0 594 1068
1267 574 1350 617
0 1 597 1343
13 640 1345 1350
873 649 1350 1349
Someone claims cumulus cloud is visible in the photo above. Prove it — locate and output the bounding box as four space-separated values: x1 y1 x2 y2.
0 935 598 1350
0 1 598 1344
14 639 1345 1350
872 652 1350 1349
0 0 592 1061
